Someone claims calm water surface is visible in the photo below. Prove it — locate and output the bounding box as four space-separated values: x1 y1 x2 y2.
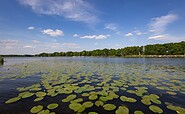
0 57 184 114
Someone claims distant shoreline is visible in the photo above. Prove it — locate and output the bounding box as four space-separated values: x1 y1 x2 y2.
1 41 185 58
1 55 185 58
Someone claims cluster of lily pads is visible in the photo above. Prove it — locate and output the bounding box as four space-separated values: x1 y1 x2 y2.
1 60 185 114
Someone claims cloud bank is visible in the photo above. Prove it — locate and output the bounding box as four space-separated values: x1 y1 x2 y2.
19 0 98 24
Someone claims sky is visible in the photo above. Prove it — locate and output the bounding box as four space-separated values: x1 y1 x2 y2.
0 0 185 55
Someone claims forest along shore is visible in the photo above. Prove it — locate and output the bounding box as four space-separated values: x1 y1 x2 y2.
124 55 185 58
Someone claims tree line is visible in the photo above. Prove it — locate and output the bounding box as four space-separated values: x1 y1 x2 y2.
36 41 185 57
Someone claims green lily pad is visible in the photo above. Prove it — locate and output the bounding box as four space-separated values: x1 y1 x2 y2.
134 110 144 114
34 97 44 102
37 109 50 114
89 94 98 100
70 98 83 103
82 93 89 97
141 99 151 105
95 101 104 107
67 94 76 100
82 101 93 108
115 106 129 114
99 96 109 102
149 105 163 113
30 105 43 113
150 98 161 104
120 96 128 102
77 106 86 113
5 97 21 104
166 91 177 95
47 103 58 109
127 98 137 102
30 87 42 91
22 92 34 98
62 95 77 102
69 103 82 112
103 104 116 111
62 98 70 102
120 96 137 102
35 92 46 97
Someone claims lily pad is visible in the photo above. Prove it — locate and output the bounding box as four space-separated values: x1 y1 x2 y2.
134 110 144 114
34 97 44 102
37 109 50 114
89 94 98 100
47 103 58 109
76 104 86 113
103 104 116 111
22 92 34 98
35 92 46 97
5 97 21 104
82 101 93 108
69 103 82 112
149 105 163 113
99 96 109 102
120 96 137 102
95 101 104 107
115 106 129 114
82 93 89 97
141 99 151 105
166 91 177 95
70 98 83 103
67 94 76 100
30 105 43 113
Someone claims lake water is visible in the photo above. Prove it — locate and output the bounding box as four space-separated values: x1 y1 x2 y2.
0 57 185 114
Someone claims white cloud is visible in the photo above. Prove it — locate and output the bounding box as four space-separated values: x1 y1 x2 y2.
23 45 35 48
41 29 64 37
32 40 40 43
62 43 79 48
104 23 122 35
27 26 35 30
134 30 146 36
148 35 166 40
124 33 133 37
104 23 117 31
149 13 178 34
0 40 19 49
73 34 79 37
80 34 110 40
19 0 98 24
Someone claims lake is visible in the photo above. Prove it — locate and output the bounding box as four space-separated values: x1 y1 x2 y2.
0 57 185 114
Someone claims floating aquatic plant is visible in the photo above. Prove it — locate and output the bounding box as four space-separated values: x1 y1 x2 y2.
69 103 82 112
2 59 185 114
34 97 44 102
47 103 59 110
115 106 129 114
5 97 21 104
82 101 93 108
149 105 163 113
95 101 104 107
30 105 43 113
103 104 116 111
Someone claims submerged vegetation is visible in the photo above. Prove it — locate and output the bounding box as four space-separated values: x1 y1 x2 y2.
1 59 185 114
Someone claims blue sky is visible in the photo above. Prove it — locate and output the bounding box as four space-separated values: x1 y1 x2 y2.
0 0 185 54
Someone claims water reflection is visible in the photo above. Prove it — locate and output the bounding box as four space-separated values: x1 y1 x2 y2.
0 61 4 66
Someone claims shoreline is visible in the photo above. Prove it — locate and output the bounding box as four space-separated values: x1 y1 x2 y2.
1 55 185 58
